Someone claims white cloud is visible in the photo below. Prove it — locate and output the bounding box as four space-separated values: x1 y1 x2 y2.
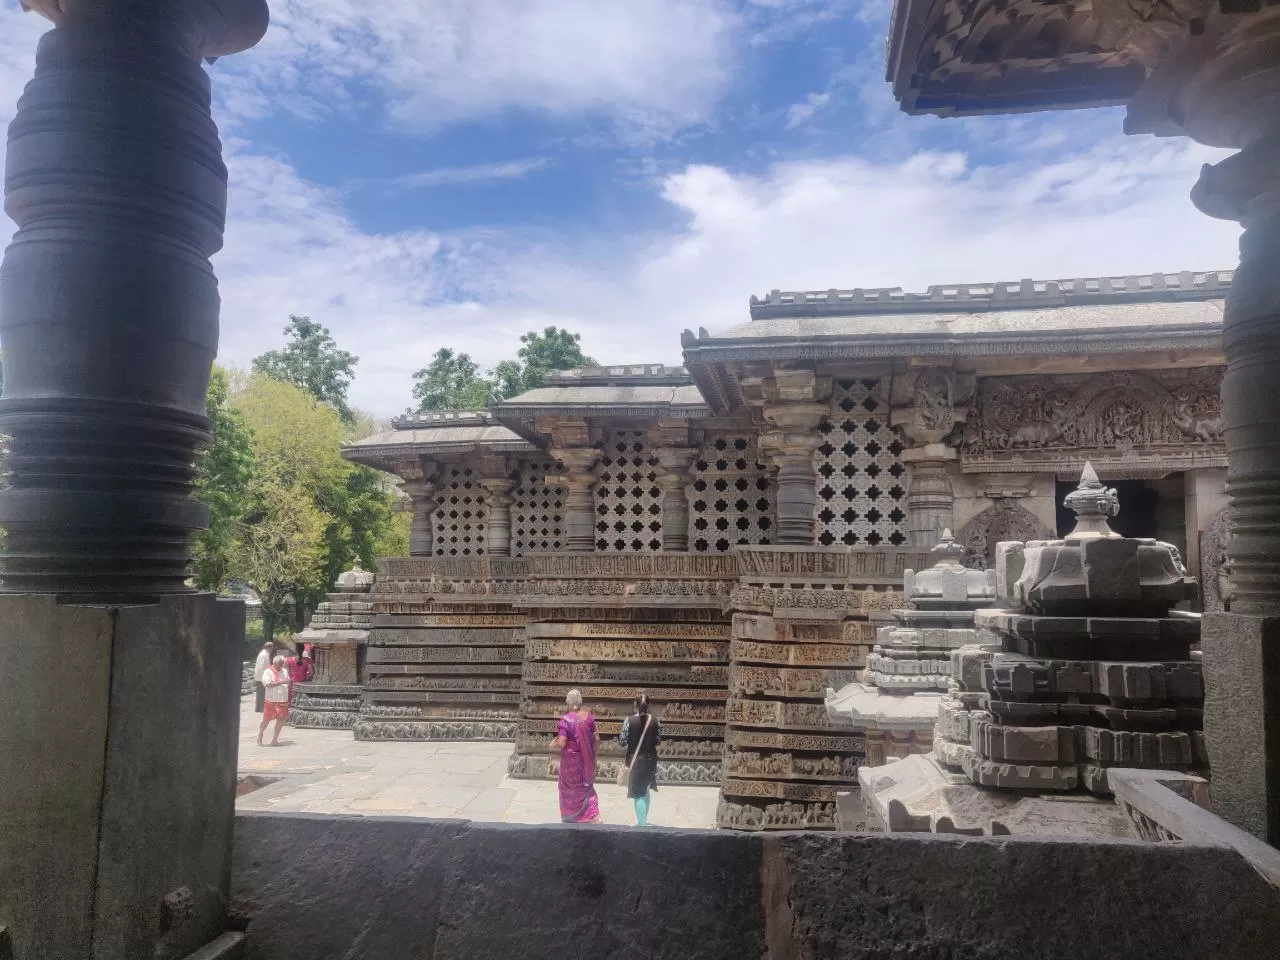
395 159 548 189
786 92 831 129
214 0 739 139
208 131 1240 418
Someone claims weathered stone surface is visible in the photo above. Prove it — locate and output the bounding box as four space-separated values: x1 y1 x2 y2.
1201 612 1280 844
231 813 1280 959
0 594 243 960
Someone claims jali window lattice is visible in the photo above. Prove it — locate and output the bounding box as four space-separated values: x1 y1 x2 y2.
595 430 663 551
513 458 565 555
432 464 488 556
815 379 907 546
690 436 774 552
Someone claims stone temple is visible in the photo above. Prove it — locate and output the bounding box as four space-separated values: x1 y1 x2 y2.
6 2 1280 958
332 272 1233 830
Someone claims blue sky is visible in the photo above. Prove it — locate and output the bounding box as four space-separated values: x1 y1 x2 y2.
0 0 1241 417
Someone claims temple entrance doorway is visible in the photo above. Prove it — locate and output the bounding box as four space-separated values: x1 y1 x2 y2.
1054 473 1186 554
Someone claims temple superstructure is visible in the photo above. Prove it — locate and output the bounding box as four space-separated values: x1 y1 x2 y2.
333 271 1230 828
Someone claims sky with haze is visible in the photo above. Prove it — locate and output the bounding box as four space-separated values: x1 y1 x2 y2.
0 0 1241 417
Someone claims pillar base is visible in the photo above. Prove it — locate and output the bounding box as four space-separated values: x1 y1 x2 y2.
1201 612 1280 845
0 593 243 959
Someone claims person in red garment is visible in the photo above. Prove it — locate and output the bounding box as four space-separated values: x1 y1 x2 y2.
285 646 313 702
258 655 290 747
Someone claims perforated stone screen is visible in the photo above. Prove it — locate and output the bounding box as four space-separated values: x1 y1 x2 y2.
432 464 489 556
814 379 908 547
513 458 565 555
690 436 774 552
594 430 663 551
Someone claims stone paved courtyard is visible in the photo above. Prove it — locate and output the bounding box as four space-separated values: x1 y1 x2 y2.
236 698 719 828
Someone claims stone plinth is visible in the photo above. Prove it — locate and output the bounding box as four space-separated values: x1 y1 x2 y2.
717 547 924 830
507 552 737 786
0 594 243 960
355 557 528 741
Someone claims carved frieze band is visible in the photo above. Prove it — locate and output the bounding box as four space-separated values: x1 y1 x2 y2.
723 749 862 783
521 662 729 685
961 368 1224 470
524 638 729 663
715 798 838 831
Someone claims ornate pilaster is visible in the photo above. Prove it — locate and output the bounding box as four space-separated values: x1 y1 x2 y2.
553 448 600 552
759 367 829 546
657 447 698 552
479 476 516 558
894 368 968 546
401 467 440 558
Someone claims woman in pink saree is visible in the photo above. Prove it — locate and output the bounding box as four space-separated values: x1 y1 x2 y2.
552 689 601 823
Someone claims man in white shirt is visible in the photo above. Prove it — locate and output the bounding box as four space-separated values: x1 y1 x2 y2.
258 654 291 747
252 641 276 714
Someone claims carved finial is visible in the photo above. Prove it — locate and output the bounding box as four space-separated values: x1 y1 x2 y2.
1063 461 1120 540
930 528 967 565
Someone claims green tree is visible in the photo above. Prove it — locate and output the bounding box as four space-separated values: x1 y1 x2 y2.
409 328 593 412
192 367 256 591
410 347 493 411
491 326 594 399
253 315 358 424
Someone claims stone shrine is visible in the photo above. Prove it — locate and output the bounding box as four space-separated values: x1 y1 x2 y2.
289 561 374 729
336 279 1235 829
826 529 996 767
859 464 1207 835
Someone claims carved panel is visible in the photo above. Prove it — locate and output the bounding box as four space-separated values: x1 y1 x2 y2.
594 429 663 551
690 435 774 552
814 379 907 547
962 369 1224 471
513 457 564 555
957 499 1054 569
1200 504 1234 612
432 464 489 557
716 798 838 831
525 637 729 663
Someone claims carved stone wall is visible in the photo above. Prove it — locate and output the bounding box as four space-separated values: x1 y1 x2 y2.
689 435 774 552
815 379 908 547
432 464 490 557
506 552 738 785
961 368 1225 475
512 457 565 556
717 546 920 831
956 499 1054 570
594 429 664 552
1200 505 1234 612
354 560 525 741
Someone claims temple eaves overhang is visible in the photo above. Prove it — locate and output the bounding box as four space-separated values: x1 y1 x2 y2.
490 365 712 442
341 411 536 474
885 0 1148 118
683 271 1229 414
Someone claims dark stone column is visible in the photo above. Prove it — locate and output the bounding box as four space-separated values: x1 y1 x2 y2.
0 0 266 601
760 403 825 545
657 447 696 552
553 448 600 552
402 476 440 557
1173 16 1280 843
0 5 267 959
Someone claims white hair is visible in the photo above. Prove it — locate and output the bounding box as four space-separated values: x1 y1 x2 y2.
272 655 286 666
565 689 583 709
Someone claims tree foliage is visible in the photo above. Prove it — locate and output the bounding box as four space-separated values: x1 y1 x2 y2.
409 326 593 412
192 367 256 591
410 348 492 411
252 315 358 424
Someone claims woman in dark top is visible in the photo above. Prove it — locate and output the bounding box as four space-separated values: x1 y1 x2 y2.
620 692 661 826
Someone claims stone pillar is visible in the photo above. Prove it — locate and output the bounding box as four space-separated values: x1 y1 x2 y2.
0 0 266 599
902 444 956 547
554 448 600 552
402 476 439 558
479 477 516 558
1157 15 1280 843
657 447 697 552
761 403 826 545
0 3 268 958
